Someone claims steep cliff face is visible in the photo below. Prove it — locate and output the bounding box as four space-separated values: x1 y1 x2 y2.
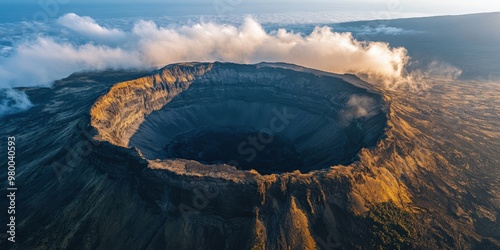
91 63 214 146
1 63 498 250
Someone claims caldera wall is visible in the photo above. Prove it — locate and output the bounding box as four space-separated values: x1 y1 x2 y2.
91 62 387 174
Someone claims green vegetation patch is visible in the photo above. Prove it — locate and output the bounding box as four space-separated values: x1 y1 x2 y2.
365 202 418 250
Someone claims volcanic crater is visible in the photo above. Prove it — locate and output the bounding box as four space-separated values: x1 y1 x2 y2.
91 62 387 175
5 61 498 249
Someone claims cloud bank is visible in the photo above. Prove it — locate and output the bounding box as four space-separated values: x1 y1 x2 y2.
1 13 454 116
0 13 412 88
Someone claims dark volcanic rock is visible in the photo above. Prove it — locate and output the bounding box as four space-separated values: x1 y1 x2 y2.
0 62 498 250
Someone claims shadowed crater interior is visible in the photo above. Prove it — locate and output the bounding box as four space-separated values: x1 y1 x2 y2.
164 127 303 174
93 63 388 174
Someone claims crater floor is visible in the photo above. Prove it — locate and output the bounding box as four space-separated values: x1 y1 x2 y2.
164 127 303 174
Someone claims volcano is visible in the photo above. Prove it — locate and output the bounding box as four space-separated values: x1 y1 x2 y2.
0 62 498 249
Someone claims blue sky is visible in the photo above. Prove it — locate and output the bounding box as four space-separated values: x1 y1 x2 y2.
4 0 500 16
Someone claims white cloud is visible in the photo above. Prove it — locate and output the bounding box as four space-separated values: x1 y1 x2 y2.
0 37 140 88
131 17 409 84
1 14 413 88
57 13 127 43
3 13 454 116
0 89 33 117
